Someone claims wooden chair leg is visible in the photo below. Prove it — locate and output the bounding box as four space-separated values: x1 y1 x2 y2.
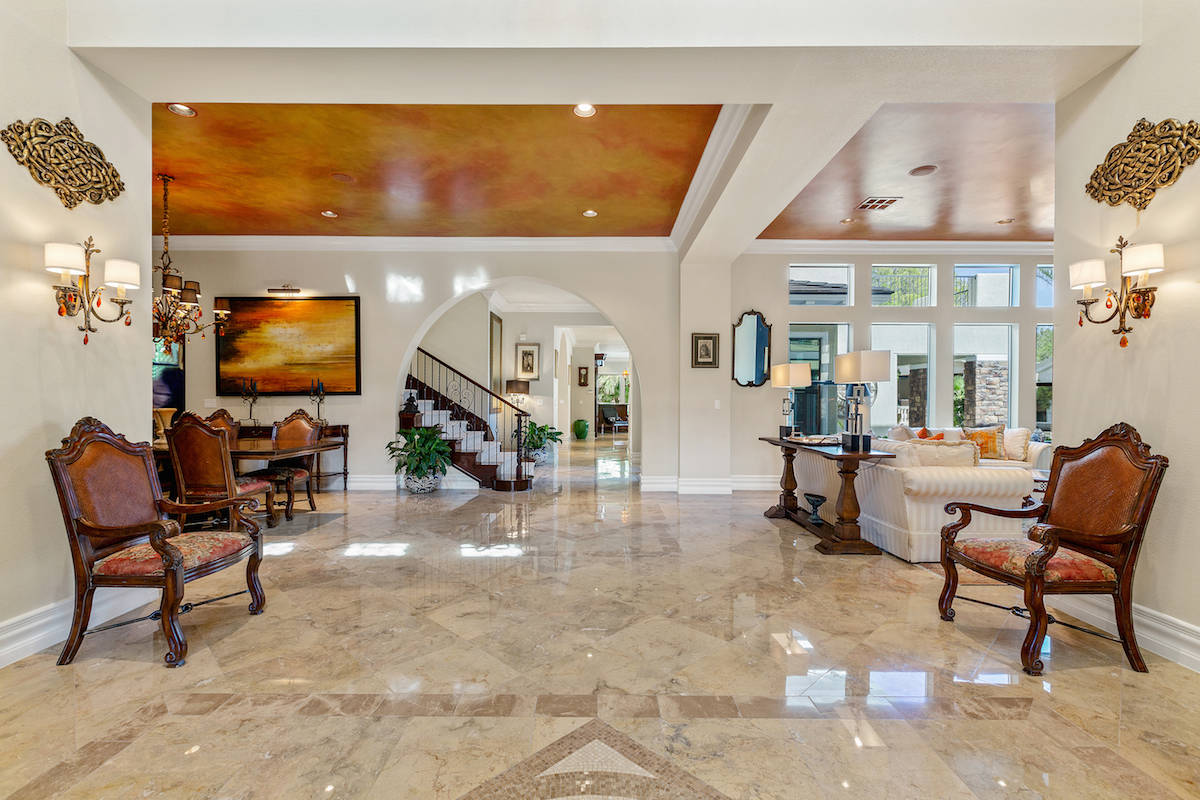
938 549 959 622
283 476 296 521
264 485 278 528
160 571 188 668
304 476 316 511
1114 591 1148 672
246 549 266 615
1020 580 1049 676
57 584 95 665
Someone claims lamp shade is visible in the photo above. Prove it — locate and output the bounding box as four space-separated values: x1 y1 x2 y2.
44 243 85 275
162 274 183 292
505 379 530 395
183 279 201 295
213 298 231 314
102 259 140 289
834 350 891 384
1122 243 1165 276
178 287 200 307
770 363 812 389
1068 259 1106 289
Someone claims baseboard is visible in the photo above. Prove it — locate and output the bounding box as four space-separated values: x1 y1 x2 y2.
638 475 678 492
1048 596 1200 674
677 478 732 495
347 474 398 491
0 588 158 669
731 474 779 491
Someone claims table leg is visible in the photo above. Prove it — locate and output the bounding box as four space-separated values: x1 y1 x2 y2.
814 460 881 555
765 445 800 519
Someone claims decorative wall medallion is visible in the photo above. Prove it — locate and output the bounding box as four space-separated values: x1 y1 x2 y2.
1 117 125 209
1085 117 1200 211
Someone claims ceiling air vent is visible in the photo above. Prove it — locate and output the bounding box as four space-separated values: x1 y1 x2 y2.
856 196 902 211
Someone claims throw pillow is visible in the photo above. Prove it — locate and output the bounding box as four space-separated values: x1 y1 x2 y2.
1004 427 1032 463
917 427 945 440
907 438 980 466
888 425 916 441
962 425 1006 459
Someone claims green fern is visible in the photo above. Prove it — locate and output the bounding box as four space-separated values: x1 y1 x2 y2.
386 427 453 478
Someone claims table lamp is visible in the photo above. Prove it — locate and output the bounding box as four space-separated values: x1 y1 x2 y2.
770 363 812 438
834 350 891 451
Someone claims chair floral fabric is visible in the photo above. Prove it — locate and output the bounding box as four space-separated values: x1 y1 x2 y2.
954 537 1116 583
94 530 252 577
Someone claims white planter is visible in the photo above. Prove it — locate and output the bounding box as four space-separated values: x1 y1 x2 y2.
404 472 443 493
531 445 553 465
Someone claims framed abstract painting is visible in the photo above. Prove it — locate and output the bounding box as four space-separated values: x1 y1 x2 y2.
215 296 361 395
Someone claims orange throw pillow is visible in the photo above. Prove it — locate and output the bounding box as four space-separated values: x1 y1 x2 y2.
962 425 1006 459
917 427 945 440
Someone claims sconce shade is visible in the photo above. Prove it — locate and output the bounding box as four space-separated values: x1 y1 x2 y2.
183 279 201 295
505 379 530 395
834 350 891 384
44 243 85 275
178 287 200 307
770 363 812 389
1122 243 1165 276
102 259 140 289
212 298 231 314
162 274 183 292
1068 259 1107 289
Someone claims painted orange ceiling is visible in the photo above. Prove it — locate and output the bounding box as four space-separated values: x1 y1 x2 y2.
151 104 720 236
759 103 1054 241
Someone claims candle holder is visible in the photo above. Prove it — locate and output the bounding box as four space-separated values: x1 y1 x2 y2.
308 382 327 424
240 381 259 425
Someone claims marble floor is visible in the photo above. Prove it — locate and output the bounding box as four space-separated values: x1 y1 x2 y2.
3 434 1199 798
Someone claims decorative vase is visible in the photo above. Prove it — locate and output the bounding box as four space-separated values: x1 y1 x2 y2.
532 445 552 465
152 407 176 445
572 419 589 440
404 472 442 493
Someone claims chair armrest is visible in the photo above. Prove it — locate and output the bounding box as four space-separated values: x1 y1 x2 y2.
158 497 262 539
1028 522 1136 549
940 499 1045 545
75 517 181 542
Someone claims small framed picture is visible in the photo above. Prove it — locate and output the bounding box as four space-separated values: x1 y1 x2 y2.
515 342 540 381
577 366 590 387
691 333 719 368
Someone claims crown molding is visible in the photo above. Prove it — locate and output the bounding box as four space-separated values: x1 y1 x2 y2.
743 239 1054 257
670 103 753 248
154 235 678 254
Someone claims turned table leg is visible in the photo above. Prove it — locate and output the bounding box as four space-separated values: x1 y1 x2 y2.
764 445 799 519
814 459 881 555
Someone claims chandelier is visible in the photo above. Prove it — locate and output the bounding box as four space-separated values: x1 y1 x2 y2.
152 174 230 353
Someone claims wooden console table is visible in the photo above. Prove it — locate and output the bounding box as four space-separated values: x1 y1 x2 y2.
759 437 895 555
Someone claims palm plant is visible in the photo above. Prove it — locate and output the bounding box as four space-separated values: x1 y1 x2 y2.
386 427 452 478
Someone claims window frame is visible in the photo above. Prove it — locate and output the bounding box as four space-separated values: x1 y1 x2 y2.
788 264 854 307
952 322 1016 427
870 264 937 308
953 264 1019 308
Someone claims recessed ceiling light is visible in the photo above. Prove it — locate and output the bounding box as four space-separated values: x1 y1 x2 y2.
908 164 938 177
330 172 354 183
321 210 339 218
166 103 197 117
840 218 854 225
573 104 597 118
996 218 1015 225
582 209 598 217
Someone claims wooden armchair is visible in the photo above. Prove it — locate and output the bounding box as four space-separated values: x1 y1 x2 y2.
204 408 241 442
939 423 1168 675
46 418 266 668
167 412 276 529
245 409 321 520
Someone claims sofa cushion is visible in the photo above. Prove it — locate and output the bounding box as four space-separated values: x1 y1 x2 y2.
954 537 1116 583
887 425 916 441
963 425 1006 459
94 530 252 577
908 439 979 466
1004 428 1032 463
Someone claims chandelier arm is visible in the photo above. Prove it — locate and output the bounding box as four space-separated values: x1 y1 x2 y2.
1079 298 1119 326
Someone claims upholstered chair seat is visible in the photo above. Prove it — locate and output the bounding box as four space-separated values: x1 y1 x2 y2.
245 466 308 481
188 476 273 499
253 409 322 520
94 530 253 577
953 538 1116 583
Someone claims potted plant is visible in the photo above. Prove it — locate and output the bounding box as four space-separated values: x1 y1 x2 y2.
573 419 589 440
386 427 453 493
515 423 563 465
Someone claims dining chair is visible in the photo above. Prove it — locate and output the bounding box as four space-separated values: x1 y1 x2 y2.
204 408 241 442
46 417 266 667
246 408 321 520
167 412 276 529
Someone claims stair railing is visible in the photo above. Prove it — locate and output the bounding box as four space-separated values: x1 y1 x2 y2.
406 347 531 481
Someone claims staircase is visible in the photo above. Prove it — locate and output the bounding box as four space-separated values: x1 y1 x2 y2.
403 348 533 491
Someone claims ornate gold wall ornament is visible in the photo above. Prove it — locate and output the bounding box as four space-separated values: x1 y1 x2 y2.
1086 117 1200 211
1 117 125 209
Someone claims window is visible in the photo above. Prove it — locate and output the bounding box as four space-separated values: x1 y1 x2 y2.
788 323 850 435
954 264 1018 307
953 324 1013 426
872 265 935 307
870 323 933 435
1036 324 1053 438
789 265 851 306
1035 264 1054 308
597 372 631 404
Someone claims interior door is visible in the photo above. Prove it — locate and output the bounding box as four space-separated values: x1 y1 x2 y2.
489 312 503 395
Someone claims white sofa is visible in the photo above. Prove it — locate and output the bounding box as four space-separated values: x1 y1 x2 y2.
885 426 1052 470
790 430 1039 563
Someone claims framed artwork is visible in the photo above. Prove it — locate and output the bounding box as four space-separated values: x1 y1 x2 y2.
577 366 590 387
215 296 361 395
691 332 719 368
515 342 541 381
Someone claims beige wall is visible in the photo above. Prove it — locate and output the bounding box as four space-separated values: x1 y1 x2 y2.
0 2 153 655
497 311 609 428
179 247 680 483
1055 0 1200 631
418 290 489 386
569 346 597 439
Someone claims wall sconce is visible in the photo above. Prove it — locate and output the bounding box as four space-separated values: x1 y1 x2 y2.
594 353 606 368
505 379 530 407
770 363 812 439
1070 236 1163 348
44 237 139 345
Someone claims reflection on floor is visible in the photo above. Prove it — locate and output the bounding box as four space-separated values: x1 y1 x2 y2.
1 434 1197 799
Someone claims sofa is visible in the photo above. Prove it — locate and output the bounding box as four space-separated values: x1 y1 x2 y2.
884 425 1052 470
791 427 1042 563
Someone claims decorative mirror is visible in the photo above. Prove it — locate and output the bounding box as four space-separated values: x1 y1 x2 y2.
731 309 771 387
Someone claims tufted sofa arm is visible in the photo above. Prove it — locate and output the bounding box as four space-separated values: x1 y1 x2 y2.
899 465 1034 499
